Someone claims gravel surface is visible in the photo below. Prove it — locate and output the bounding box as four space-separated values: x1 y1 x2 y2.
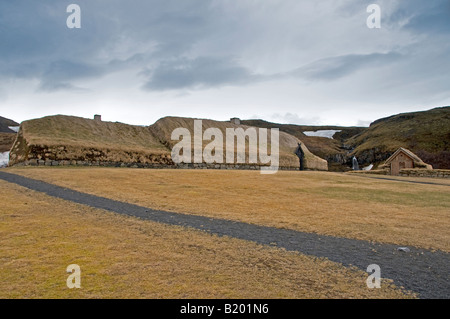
1 171 448 299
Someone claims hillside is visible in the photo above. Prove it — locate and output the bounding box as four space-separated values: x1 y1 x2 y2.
0 116 19 133
241 120 367 171
347 106 450 169
8 115 328 170
0 116 19 153
8 107 447 170
0 134 17 153
242 107 450 170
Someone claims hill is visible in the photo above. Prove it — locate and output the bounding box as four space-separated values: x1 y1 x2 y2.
347 106 450 169
242 107 450 170
8 115 328 170
0 116 19 133
241 120 367 171
8 107 448 170
0 134 17 153
0 116 19 153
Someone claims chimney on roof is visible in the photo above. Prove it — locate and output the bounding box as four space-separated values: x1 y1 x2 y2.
230 117 240 125
94 114 102 122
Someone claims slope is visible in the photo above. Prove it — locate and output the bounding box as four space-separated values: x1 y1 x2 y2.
241 119 367 170
0 116 19 133
347 106 450 169
0 116 19 153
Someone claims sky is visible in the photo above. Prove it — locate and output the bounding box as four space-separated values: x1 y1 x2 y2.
1 0 449 127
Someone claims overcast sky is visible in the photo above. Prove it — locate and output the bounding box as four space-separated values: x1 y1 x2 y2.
1 0 449 126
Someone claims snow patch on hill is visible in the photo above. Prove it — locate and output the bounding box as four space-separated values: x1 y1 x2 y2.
303 130 341 139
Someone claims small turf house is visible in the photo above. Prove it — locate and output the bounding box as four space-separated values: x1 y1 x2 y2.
381 148 432 176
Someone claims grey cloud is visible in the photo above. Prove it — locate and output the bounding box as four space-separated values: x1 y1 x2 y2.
42 60 103 82
38 81 87 93
292 52 403 81
0 0 449 122
142 51 404 91
36 54 145 92
37 60 112 92
0 0 214 90
387 0 450 34
142 57 260 91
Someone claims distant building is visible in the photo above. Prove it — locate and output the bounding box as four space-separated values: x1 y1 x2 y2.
382 148 432 176
230 117 240 125
94 114 102 122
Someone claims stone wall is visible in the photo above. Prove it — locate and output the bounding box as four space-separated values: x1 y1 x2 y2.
399 169 450 178
347 169 389 176
348 168 450 178
12 159 303 171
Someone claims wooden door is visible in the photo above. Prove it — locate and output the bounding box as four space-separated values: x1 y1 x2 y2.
391 162 399 176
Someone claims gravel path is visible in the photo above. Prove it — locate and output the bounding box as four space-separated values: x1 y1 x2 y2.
0 171 448 299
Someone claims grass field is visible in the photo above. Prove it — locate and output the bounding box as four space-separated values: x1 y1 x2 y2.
6 167 450 252
0 179 411 298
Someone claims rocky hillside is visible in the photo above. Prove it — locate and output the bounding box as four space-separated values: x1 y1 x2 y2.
0 134 17 153
347 106 450 169
242 106 450 170
0 116 19 153
0 116 19 133
241 120 367 171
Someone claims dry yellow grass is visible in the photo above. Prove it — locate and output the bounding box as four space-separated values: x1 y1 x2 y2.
0 133 16 152
0 180 411 299
22 115 168 152
6 167 450 252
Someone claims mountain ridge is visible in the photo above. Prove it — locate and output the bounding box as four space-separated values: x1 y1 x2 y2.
243 106 450 170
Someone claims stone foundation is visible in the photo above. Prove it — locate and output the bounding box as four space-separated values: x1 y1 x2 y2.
399 169 450 178
12 159 302 171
